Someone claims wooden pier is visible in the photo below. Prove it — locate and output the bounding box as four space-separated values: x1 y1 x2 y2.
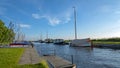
43 55 76 68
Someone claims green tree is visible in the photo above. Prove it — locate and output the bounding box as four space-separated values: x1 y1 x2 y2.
0 20 15 45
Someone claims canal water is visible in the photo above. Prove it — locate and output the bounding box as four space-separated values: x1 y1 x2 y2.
34 43 120 68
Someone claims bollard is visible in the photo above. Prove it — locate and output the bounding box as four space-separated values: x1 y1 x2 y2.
71 55 73 64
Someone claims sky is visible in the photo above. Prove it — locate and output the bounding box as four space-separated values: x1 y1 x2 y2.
1 0 120 40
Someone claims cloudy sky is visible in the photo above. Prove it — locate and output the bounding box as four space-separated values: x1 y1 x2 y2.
0 0 120 40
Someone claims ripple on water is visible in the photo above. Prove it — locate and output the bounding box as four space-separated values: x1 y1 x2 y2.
34 43 120 68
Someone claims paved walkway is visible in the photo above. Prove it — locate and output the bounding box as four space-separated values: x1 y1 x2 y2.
19 46 41 65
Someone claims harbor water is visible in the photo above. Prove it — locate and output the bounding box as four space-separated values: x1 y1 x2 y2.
34 43 120 68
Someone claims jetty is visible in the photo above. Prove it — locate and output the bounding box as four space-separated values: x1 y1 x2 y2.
43 55 76 68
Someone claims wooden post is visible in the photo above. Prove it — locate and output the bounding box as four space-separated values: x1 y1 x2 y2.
71 55 73 64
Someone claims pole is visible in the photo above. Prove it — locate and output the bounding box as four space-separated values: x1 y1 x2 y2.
73 7 77 39
40 32 42 42
46 31 48 39
71 55 73 64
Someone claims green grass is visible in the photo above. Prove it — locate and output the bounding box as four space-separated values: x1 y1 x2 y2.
0 48 48 68
0 48 24 68
93 41 120 45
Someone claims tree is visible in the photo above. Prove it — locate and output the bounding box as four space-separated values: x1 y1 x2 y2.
0 20 15 45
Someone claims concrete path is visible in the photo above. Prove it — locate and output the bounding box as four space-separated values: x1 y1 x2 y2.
19 46 41 65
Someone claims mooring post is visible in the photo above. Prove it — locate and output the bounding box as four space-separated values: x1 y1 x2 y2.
71 55 73 64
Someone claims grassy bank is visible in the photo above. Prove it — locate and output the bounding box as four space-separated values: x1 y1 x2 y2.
0 48 48 68
93 41 120 45
92 38 120 45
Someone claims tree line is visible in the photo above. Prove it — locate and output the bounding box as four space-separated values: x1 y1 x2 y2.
0 20 15 45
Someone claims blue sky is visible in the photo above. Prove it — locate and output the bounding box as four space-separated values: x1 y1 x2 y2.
1 0 120 40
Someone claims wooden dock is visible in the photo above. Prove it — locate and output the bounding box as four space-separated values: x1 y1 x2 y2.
42 55 76 68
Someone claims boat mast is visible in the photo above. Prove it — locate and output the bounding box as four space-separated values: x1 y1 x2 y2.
17 26 20 42
73 7 77 39
46 31 48 39
40 32 43 41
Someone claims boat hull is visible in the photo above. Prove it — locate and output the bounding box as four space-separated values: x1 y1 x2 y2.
70 38 91 47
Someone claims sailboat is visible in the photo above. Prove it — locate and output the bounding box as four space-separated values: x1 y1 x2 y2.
45 31 53 43
70 7 91 47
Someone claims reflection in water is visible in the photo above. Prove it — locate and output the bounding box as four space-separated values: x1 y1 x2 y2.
34 43 120 68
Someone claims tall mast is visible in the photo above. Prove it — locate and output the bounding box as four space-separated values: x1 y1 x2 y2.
46 31 48 39
73 7 77 39
40 33 42 40
17 26 20 41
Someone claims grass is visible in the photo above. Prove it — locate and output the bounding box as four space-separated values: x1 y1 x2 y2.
93 41 120 45
0 48 24 68
0 48 48 68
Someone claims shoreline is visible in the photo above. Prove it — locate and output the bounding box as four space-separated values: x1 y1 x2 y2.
93 44 120 49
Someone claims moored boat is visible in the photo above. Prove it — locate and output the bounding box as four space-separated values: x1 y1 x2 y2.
10 41 30 47
53 39 64 44
70 38 91 47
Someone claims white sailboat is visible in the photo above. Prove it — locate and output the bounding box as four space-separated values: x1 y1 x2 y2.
70 7 91 47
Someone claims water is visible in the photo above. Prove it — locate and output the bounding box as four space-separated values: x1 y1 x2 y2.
34 43 120 68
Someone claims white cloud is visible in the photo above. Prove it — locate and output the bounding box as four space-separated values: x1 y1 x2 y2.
32 14 61 25
32 13 46 19
19 24 31 28
32 10 71 26
48 17 61 26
